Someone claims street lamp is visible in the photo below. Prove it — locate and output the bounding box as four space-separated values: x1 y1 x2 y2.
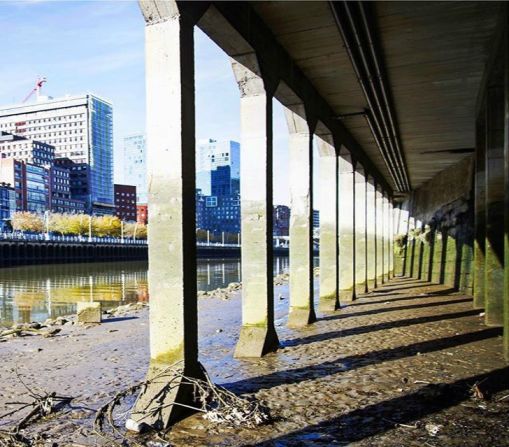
44 210 49 241
88 215 92 242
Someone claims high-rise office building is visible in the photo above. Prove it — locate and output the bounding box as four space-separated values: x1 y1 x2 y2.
0 132 55 167
0 94 114 213
196 139 240 193
122 134 147 204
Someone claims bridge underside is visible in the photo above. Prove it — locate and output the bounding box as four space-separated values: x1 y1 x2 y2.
129 0 509 434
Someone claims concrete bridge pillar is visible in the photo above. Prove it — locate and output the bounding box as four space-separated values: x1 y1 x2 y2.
285 105 317 327
504 18 509 361
485 85 505 327
128 5 205 431
354 164 367 294
382 193 391 283
474 112 487 309
338 151 356 302
375 184 384 286
231 53 279 357
317 135 339 313
388 199 394 278
366 177 376 289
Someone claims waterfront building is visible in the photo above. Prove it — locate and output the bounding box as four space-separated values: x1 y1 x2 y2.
196 189 240 234
196 139 240 193
313 209 320 228
136 204 148 225
0 94 114 212
49 165 85 214
0 132 54 167
122 134 147 204
273 205 290 236
0 158 49 213
0 182 15 229
114 184 137 222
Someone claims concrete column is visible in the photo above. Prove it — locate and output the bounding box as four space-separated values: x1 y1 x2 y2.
318 136 339 313
431 229 443 284
286 106 316 327
388 200 394 278
408 217 417 278
504 17 509 361
366 178 376 289
375 185 384 286
354 165 367 294
421 224 432 282
394 203 410 277
338 151 356 301
474 112 487 308
382 193 390 282
485 85 505 327
129 12 203 430
231 55 279 357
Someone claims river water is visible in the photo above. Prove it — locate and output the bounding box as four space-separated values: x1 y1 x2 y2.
0 257 315 327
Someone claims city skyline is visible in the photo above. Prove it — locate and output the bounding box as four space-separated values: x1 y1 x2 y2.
0 0 324 207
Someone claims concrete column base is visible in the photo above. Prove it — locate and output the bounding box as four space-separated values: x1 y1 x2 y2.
234 326 279 358
377 275 385 286
339 290 355 302
288 306 317 327
356 282 367 295
128 361 205 431
318 294 340 313
367 279 376 290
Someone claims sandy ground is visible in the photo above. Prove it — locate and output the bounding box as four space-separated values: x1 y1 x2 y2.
0 276 508 446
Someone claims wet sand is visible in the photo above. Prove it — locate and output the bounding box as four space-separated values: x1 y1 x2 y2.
0 277 508 446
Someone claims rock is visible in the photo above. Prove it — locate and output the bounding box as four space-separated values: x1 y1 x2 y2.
43 328 61 338
425 423 443 436
76 302 102 324
27 322 42 330
125 418 149 433
55 317 69 326
216 328 223 333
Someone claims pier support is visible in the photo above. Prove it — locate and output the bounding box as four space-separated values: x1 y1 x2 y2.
485 85 505 327
318 134 339 313
383 192 390 283
129 7 205 430
375 184 384 286
287 105 317 327
232 54 279 357
474 112 487 308
338 151 356 302
366 178 376 289
354 165 367 294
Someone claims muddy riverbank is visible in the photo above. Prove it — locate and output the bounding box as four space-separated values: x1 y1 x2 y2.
0 277 507 446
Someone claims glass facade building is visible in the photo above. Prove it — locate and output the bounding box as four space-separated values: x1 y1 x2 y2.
122 134 147 204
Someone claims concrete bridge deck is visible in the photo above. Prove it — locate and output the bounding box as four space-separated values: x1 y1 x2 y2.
1 277 507 445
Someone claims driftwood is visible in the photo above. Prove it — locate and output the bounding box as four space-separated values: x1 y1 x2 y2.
0 370 73 446
94 361 271 445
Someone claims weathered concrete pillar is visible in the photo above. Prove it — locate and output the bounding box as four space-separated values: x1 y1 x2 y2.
286 106 317 327
338 151 356 301
382 193 390 282
318 135 339 313
431 228 443 284
232 54 279 357
485 85 505 327
504 18 509 361
375 184 384 286
354 165 367 294
129 7 204 431
415 220 425 280
389 200 394 278
394 202 410 277
408 216 417 278
474 112 487 308
366 177 376 289
444 232 458 288
421 224 432 282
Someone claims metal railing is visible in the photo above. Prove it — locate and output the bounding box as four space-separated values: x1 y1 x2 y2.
0 232 148 245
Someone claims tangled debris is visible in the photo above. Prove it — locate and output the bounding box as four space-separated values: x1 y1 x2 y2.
0 322 61 342
94 362 271 445
0 372 73 447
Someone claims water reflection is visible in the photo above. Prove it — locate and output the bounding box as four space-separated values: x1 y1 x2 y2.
0 257 300 327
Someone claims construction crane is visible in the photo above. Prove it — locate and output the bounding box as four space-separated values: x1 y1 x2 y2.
22 77 47 103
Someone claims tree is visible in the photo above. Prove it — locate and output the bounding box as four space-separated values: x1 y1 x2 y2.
92 215 121 237
11 212 44 233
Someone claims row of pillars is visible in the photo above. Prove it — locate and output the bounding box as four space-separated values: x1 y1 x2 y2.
128 12 395 431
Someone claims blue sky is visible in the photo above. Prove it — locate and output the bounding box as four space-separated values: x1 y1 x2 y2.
0 0 314 206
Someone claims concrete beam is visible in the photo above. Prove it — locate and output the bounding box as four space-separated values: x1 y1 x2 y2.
318 135 340 313
286 105 317 327
194 2 393 195
354 165 367 294
232 54 279 357
339 151 356 301
128 11 203 431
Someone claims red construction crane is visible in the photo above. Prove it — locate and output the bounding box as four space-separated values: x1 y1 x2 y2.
22 77 47 103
